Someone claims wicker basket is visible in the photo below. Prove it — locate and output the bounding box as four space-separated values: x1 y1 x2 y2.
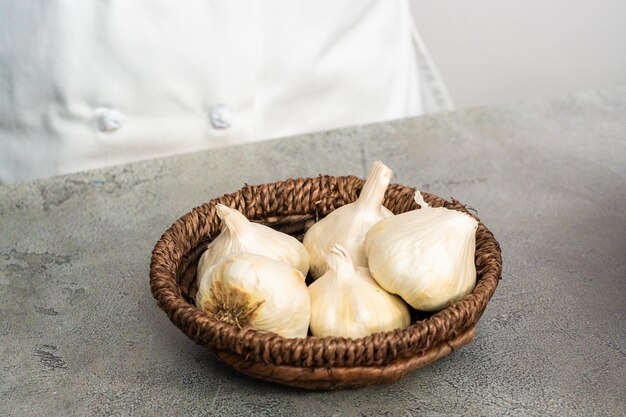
149 175 502 390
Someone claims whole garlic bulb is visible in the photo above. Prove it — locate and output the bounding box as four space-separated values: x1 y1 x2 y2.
303 161 394 279
197 204 309 280
364 191 478 311
196 252 311 338
308 244 410 338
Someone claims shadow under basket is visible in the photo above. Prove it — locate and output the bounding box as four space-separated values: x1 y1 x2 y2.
149 175 502 390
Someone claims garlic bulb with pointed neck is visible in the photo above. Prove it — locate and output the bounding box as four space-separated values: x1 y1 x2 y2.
196 252 311 338
308 244 410 338
303 161 394 279
197 204 309 280
364 191 478 311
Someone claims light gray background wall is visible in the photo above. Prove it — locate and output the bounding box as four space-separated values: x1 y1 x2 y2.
410 0 626 108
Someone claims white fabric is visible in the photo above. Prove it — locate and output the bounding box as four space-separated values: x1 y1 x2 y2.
0 0 451 184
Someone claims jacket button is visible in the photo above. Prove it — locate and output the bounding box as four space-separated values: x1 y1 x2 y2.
95 108 127 132
209 105 232 129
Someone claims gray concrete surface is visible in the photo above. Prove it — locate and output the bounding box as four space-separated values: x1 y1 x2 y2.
1 87 625 416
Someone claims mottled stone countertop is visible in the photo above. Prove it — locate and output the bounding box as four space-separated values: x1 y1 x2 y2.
1 88 625 416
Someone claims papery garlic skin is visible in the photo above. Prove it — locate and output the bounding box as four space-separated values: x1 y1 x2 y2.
365 191 478 311
308 244 410 338
196 252 311 338
197 204 309 280
303 161 394 279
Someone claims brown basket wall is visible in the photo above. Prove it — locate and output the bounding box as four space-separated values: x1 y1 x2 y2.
149 175 502 390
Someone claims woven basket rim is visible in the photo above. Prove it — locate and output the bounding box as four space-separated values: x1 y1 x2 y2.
149 175 502 369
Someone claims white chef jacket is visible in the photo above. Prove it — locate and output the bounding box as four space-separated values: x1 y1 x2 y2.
0 0 452 184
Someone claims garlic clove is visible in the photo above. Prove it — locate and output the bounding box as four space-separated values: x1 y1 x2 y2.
303 161 394 279
364 191 478 311
196 252 310 338
197 204 310 280
308 244 410 338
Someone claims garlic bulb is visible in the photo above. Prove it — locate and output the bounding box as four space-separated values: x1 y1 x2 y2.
364 191 478 311
303 161 394 279
197 204 309 280
196 252 311 338
308 244 410 338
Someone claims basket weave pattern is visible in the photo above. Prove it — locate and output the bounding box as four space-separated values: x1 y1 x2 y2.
149 175 502 389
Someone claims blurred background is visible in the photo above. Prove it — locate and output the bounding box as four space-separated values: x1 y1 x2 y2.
410 0 626 108
3 1 626 184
